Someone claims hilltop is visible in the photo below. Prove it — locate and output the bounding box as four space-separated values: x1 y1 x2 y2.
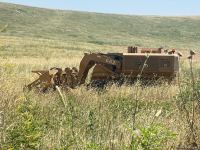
1 2 200 49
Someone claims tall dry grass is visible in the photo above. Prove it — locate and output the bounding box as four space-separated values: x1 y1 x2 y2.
0 35 200 149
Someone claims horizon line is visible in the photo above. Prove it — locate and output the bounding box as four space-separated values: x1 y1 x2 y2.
1 1 200 17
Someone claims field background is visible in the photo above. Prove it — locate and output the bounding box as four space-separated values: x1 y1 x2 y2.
0 2 200 150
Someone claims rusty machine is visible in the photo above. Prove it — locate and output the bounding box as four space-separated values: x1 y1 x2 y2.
26 47 180 92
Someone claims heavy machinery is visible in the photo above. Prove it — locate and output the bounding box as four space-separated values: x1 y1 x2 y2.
26 46 180 92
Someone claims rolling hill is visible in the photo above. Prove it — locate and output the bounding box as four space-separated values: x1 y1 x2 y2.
1 2 200 49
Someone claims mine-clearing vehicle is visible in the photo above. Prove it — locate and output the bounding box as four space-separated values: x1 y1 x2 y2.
26 46 180 92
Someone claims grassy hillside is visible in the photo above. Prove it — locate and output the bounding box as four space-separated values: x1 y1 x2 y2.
1 2 200 50
0 2 200 149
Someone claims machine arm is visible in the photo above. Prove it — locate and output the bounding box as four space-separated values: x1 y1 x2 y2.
77 53 121 84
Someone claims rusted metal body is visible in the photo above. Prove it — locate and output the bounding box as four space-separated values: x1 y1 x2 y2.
26 67 78 92
91 53 179 81
26 47 180 91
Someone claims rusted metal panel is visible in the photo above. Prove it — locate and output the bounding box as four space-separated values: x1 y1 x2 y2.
26 46 180 92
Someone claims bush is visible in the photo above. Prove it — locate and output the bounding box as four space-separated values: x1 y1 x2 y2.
128 124 176 150
4 97 44 150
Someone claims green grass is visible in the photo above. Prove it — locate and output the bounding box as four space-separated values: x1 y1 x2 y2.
1 2 200 51
0 2 200 150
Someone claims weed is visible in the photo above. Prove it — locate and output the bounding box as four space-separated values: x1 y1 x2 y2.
128 124 176 150
3 96 44 149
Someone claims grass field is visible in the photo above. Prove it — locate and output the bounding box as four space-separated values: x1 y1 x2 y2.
0 2 200 150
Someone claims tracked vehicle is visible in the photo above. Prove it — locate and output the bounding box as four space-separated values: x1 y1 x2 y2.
26 47 180 92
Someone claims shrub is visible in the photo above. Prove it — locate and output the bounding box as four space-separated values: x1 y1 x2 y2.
128 124 176 150
4 97 44 150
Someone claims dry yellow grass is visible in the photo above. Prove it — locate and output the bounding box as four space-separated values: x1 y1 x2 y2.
1 2 200 148
0 35 200 149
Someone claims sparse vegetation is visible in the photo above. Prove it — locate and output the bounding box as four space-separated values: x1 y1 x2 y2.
0 2 200 150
